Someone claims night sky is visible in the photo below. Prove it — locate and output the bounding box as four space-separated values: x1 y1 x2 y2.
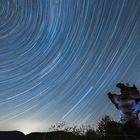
0 0 140 134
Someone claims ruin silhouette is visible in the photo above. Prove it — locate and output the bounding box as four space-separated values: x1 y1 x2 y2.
108 83 140 128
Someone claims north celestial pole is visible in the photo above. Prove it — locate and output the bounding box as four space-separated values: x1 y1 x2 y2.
0 0 140 134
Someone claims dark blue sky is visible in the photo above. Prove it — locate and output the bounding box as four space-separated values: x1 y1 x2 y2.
0 0 140 134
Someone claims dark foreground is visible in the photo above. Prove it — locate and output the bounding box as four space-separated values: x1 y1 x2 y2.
0 130 140 140
1 116 140 140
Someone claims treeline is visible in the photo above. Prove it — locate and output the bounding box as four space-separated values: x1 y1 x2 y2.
39 116 140 140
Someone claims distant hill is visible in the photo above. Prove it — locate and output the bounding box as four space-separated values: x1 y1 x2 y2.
0 131 25 140
0 131 75 140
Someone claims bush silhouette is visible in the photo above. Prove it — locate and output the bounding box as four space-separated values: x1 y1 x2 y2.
97 116 124 136
46 116 140 140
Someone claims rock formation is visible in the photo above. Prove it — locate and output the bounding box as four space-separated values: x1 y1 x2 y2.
108 83 140 128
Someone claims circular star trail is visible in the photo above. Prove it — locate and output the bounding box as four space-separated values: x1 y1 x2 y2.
0 0 140 133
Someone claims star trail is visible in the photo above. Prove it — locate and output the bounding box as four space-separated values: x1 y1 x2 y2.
0 0 140 134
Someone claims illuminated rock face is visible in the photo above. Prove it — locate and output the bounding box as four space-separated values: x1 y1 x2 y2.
108 83 140 127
